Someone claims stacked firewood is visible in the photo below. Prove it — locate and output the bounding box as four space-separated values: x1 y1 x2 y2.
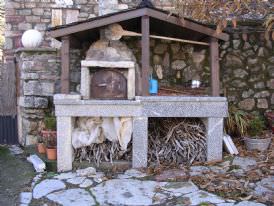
148 118 207 165
75 118 206 166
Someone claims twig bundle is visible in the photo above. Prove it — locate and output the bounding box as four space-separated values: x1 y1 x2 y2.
148 118 207 165
74 140 132 166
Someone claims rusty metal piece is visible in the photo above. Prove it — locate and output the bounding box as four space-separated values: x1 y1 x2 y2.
90 69 127 99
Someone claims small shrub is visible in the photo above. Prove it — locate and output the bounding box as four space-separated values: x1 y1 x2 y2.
225 105 249 137
248 115 266 137
44 114 56 131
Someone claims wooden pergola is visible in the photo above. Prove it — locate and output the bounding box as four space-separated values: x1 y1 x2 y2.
48 5 229 96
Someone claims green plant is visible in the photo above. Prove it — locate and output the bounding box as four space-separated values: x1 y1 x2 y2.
46 136 57 148
37 136 44 143
225 105 249 137
44 114 56 131
248 115 266 137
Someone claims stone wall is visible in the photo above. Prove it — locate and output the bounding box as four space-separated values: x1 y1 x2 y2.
220 30 274 112
16 48 60 145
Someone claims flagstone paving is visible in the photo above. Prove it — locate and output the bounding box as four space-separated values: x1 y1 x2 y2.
19 167 271 206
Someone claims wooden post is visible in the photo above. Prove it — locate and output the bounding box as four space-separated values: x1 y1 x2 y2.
141 15 150 96
61 36 70 94
210 37 220 96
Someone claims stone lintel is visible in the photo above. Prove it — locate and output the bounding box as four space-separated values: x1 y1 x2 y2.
15 47 57 54
81 60 135 68
132 117 148 168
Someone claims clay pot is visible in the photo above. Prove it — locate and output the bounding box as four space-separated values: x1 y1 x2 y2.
46 147 57 160
37 143 46 154
244 137 272 151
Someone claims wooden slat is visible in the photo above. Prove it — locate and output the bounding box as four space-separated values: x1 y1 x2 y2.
52 9 63 27
49 8 147 38
210 37 220 96
61 36 70 94
141 15 150 96
146 8 229 41
0 58 17 116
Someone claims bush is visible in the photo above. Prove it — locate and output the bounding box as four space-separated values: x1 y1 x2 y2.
225 105 249 137
44 114 56 131
248 115 266 137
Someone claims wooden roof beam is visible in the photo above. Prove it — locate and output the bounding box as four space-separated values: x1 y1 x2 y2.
49 8 147 38
146 8 229 41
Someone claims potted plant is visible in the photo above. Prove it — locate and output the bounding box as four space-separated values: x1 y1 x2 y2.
37 136 46 154
42 113 57 160
265 111 274 133
244 115 272 151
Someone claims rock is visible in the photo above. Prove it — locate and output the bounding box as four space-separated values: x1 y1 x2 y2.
76 167 96 177
233 40 241 49
257 99 268 109
171 60 187 70
235 201 266 206
31 174 42 187
171 43 180 54
91 179 167 205
33 179 66 199
253 176 274 200
54 172 77 180
238 99 255 111
254 82 265 89
118 168 147 179
243 42 252 50
232 157 257 171
268 56 274 64
153 55 162 65
67 177 86 185
209 166 228 174
225 54 243 67
254 91 270 98
242 89 254 98
79 179 93 188
267 79 274 89
233 69 248 78
183 190 225 205
189 166 210 176
247 57 259 66
27 155 46 173
8 145 24 155
161 181 199 197
155 169 188 181
232 80 247 88
20 192 32 204
154 44 168 54
47 188 96 206
217 203 235 206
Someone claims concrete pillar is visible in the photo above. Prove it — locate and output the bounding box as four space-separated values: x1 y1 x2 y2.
81 66 90 99
57 116 73 172
132 117 148 168
205 117 224 161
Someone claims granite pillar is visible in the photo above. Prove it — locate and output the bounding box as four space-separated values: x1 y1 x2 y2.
205 117 224 161
132 117 148 168
57 116 73 172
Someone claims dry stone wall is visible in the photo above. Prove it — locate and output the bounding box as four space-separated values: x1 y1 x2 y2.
220 30 274 112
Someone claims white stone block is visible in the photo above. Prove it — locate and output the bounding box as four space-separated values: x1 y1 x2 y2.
27 155 46 173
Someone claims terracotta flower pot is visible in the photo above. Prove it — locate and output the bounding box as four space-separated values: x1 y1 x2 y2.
37 143 46 154
244 137 272 151
46 147 57 160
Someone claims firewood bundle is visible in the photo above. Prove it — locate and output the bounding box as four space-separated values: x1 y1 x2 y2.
74 140 132 166
148 118 207 165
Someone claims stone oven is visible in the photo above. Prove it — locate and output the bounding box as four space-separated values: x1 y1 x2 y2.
49 0 229 172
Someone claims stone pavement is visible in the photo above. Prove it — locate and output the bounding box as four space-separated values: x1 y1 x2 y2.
19 166 271 206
